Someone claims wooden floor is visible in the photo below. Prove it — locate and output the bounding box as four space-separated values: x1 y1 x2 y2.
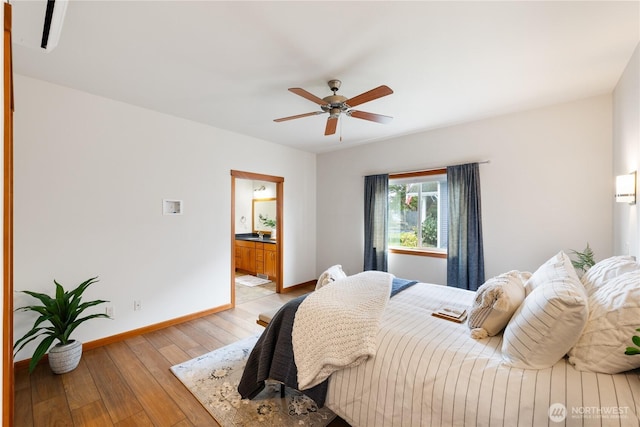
14 283 351 426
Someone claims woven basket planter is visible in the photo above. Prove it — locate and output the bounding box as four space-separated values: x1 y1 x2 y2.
48 340 83 374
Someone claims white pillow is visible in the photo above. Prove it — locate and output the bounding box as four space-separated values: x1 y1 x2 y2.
580 255 639 296
524 251 575 296
502 252 588 369
315 264 347 290
468 270 529 338
568 269 640 374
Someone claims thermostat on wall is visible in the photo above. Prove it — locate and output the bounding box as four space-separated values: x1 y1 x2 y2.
163 199 183 215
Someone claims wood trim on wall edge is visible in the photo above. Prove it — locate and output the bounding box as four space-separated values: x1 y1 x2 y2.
14 302 233 370
14 277 315 370
281 280 315 293
3 3 14 425
389 248 448 258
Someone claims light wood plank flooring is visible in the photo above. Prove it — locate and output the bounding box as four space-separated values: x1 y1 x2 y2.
14 284 350 426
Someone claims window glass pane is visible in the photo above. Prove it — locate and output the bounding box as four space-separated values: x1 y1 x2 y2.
388 173 447 251
422 181 437 192
403 188 419 248
388 184 404 247
422 191 438 247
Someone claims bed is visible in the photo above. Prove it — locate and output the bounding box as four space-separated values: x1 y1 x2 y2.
239 256 640 427
324 281 640 426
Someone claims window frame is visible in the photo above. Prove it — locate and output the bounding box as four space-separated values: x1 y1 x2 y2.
387 168 448 259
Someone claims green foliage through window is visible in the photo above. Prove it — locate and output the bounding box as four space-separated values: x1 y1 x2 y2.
388 173 448 251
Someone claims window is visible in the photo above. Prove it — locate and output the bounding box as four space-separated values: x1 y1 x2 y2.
388 170 447 257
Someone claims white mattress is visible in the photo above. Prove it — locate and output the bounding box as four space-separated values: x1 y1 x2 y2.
324 283 640 427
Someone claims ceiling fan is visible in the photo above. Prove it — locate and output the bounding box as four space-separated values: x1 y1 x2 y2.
274 80 394 136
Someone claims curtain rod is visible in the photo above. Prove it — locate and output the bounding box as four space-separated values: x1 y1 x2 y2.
368 160 490 177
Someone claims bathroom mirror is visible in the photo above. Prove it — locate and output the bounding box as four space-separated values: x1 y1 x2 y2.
253 198 276 232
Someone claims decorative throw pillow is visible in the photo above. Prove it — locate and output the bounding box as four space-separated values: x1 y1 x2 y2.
502 252 588 369
468 270 529 339
568 269 640 374
580 255 639 296
523 251 576 296
315 264 347 290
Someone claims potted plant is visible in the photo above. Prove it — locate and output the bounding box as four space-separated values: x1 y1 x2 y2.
259 213 277 239
14 276 110 374
569 243 595 275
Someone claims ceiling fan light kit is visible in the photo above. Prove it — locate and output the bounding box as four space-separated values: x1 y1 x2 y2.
274 80 394 136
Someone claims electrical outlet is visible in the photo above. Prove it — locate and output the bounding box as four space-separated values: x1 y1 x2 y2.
134 300 142 311
105 306 114 318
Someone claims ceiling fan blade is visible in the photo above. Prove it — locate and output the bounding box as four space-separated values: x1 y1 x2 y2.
325 117 338 135
348 110 393 124
345 85 393 108
289 88 328 106
274 111 323 122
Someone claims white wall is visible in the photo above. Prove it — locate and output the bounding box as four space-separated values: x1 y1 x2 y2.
317 95 613 283
613 43 639 259
12 75 317 362
234 179 254 234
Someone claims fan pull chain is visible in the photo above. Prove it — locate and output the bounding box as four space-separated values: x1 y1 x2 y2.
340 117 343 142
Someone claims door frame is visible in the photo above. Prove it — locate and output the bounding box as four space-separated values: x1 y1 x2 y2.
230 170 283 306
3 3 14 424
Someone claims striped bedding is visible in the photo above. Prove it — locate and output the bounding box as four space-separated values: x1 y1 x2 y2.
324 282 640 427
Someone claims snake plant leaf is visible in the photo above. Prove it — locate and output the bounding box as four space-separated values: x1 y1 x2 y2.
70 298 108 318
54 280 64 302
63 313 111 343
69 277 100 300
28 335 57 374
13 327 46 353
17 290 55 308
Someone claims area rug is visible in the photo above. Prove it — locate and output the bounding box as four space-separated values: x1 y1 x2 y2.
235 275 271 287
170 335 336 426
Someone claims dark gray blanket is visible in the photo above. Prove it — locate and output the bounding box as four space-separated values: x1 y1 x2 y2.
237 278 417 407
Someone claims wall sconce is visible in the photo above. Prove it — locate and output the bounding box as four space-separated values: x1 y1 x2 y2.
616 171 636 205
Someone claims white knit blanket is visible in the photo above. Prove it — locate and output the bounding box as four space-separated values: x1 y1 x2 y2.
292 271 393 390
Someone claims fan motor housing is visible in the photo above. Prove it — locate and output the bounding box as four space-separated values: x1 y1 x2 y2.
321 95 348 112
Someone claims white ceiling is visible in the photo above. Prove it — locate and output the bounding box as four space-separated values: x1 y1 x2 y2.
11 1 640 154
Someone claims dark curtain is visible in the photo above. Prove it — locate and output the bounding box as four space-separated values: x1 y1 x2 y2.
447 163 484 290
364 174 389 271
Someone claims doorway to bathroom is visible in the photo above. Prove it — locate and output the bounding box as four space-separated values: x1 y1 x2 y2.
230 170 283 306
